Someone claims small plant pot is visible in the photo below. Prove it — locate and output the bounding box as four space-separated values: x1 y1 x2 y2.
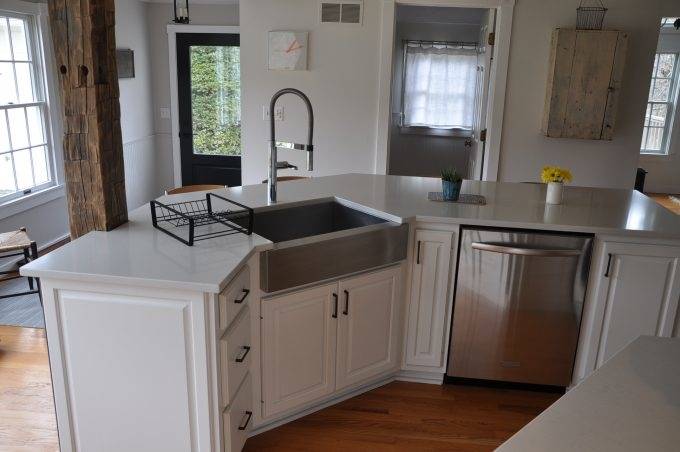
546 182 564 205
442 180 462 201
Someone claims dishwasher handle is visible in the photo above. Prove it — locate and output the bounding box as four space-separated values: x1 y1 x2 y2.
471 242 583 257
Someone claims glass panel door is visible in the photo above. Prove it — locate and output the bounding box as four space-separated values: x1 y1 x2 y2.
177 33 241 186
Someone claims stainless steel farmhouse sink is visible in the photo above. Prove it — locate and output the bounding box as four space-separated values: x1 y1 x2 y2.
249 200 408 292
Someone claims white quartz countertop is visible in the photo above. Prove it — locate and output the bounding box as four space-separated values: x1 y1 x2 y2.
21 174 680 292
497 336 680 452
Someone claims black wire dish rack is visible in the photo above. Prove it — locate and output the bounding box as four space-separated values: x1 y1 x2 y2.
150 193 253 246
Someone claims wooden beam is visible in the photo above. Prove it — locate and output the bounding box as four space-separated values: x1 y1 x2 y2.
48 0 127 239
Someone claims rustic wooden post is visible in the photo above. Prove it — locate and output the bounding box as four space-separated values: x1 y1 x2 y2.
47 0 127 238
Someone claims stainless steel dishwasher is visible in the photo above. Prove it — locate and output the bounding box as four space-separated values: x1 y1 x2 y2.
446 227 593 387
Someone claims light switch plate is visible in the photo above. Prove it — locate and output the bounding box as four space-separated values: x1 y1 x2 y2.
263 105 284 121
160 107 170 119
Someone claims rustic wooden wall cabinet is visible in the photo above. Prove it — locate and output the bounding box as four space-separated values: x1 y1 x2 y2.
542 29 628 140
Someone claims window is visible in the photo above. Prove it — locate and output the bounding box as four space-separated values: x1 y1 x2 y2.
640 52 679 155
401 41 477 132
0 12 54 202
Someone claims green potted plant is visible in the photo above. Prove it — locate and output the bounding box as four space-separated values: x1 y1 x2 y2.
441 167 463 201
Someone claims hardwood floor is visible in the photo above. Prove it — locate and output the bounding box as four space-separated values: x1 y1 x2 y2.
649 193 680 215
0 324 558 452
244 381 560 451
0 326 58 451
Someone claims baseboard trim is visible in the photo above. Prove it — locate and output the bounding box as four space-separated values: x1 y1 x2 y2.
249 376 396 437
0 233 70 272
395 369 444 385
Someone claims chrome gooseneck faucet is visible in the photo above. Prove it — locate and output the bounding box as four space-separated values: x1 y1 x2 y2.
268 88 314 203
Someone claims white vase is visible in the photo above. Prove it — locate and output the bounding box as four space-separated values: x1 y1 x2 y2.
546 182 564 205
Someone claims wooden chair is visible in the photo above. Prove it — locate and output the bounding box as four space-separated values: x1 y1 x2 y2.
165 184 226 195
0 227 40 301
261 176 310 184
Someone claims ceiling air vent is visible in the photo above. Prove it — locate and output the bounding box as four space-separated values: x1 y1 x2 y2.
320 1 363 25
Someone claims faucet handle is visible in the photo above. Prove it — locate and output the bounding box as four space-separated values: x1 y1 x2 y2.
275 141 312 152
276 161 298 170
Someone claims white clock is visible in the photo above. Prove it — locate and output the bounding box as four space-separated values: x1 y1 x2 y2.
268 31 308 71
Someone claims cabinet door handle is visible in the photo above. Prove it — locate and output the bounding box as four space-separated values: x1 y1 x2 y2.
343 290 349 315
604 253 613 278
332 293 338 318
238 411 253 430
416 240 421 264
234 289 250 304
235 345 251 363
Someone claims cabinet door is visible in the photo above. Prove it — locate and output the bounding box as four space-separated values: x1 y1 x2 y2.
404 230 453 367
336 266 400 390
261 283 337 418
590 242 680 369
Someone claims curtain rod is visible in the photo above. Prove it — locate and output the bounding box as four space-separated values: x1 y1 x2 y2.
404 39 478 47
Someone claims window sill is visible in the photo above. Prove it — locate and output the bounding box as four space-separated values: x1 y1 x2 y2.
399 126 473 138
0 184 66 221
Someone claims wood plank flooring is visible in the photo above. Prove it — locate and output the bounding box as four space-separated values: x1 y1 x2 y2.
0 326 58 451
1 322 558 451
244 381 560 451
649 194 680 215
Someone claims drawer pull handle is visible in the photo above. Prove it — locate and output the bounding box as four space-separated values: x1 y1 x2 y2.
235 346 251 363
234 289 250 304
332 293 338 318
238 411 253 430
416 240 421 265
343 290 349 315
604 253 612 278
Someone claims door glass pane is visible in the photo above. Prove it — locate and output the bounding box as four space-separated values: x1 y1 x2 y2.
7 107 28 148
13 148 32 189
190 45 241 156
0 152 15 195
9 18 29 61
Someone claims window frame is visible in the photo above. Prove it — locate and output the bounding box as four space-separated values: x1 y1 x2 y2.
0 2 62 214
640 51 680 156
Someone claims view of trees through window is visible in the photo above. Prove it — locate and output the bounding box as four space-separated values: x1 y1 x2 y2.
190 45 241 156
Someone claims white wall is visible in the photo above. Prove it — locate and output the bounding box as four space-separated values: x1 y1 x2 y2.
640 28 680 194
388 6 483 178
240 0 382 185
497 0 679 189
115 0 166 210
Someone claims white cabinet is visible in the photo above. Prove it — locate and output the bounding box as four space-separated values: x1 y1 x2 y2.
261 283 337 418
404 229 454 368
261 266 401 419
578 241 680 376
336 266 400 390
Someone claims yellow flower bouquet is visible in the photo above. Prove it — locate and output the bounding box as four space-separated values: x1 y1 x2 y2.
541 166 573 184
541 166 572 205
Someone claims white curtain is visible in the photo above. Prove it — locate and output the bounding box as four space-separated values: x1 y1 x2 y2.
403 44 477 129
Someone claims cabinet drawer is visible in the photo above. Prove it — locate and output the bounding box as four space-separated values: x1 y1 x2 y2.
220 266 251 331
221 308 251 408
223 375 252 452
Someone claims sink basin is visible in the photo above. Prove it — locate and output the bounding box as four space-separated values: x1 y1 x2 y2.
250 201 388 243
249 200 408 292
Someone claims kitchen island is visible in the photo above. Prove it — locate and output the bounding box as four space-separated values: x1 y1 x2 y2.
21 174 680 452
499 336 680 452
